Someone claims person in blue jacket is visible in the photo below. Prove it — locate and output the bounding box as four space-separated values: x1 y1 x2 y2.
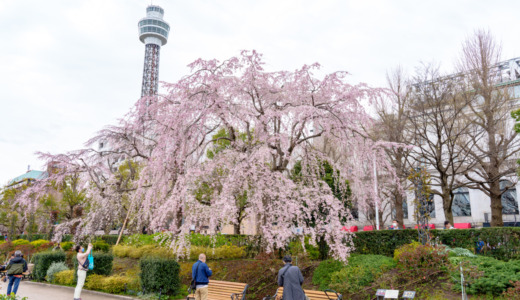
192 253 212 300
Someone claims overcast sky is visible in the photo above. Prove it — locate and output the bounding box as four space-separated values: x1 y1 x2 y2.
2 0 520 185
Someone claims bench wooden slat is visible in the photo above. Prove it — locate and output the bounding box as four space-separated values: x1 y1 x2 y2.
274 287 341 300
187 280 248 300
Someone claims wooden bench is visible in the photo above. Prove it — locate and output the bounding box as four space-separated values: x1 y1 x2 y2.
264 287 342 300
0 263 33 280
187 280 248 300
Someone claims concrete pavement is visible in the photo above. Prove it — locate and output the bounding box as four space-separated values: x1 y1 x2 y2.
0 280 137 300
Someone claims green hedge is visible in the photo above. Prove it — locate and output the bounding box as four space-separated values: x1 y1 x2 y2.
11 234 47 242
351 228 520 260
33 251 67 281
73 252 114 279
140 257 180 295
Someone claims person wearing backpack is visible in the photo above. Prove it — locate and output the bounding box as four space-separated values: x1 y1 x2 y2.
191 253 212 300
277 255 305 300
5 250 27 295
74 243 93 300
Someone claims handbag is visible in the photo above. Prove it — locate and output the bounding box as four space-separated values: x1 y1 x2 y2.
88 252 94 270
190 262 200 291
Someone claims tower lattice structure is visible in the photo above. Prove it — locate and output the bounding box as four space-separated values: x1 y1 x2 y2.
138 5 170 97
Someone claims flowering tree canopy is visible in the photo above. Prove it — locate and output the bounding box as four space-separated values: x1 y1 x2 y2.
16 51 396 261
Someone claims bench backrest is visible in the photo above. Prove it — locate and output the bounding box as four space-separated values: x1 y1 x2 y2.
207 280 248 299
454 223 471 229
276 287 340 300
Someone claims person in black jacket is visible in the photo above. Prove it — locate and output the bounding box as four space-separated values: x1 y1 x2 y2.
6 250 27 295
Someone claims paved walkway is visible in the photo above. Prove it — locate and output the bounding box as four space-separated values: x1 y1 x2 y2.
0 280 136 300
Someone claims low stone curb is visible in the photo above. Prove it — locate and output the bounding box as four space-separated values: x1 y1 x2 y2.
24 281 138 299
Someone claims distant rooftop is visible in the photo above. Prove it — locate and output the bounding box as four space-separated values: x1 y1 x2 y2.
8 170 48 186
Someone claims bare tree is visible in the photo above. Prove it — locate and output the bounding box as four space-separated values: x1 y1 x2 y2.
373 67 414 226
407 63 475 225
458 29 520 226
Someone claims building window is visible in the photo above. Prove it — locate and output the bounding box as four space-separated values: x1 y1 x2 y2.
501 180 519 215
403 200 408 219
452 187 471 216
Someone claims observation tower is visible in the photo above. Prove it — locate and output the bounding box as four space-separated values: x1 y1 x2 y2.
138 5 170 97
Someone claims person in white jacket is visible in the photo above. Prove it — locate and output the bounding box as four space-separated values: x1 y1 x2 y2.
74 243 92 300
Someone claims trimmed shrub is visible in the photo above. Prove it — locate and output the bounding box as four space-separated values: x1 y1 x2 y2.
30 239 49 248
454 256 520 296
81 273 140 294
312 259 344 289
327 255 395 296
103 274 140 293
46 261 68 283
11 239 30 246
33 251 66 281
54 269 75 285
73 252 114 277
140 257 180 295
112 245 132 258
99 235 119 245
190 245 246 260
351 228 520 261
93 240 110 253
84 274 105 290
60 241 74 251
12 234 47 241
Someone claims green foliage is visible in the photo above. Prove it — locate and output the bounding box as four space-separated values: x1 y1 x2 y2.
288 237 320 260
124 233 170 247
0 294 28 300
84 274 106 290
33 251 67 281
351 228 520 261
102 274 140 294
99 235 119 245
93 240 110 252
46 261 69 283
394 243 450 279
11 239 30 246
54 269 75 285
73 252 114 277
60 241 74 251
188 233 231 247
312 259 344 290
454 256 520 296
326 255 395 295
352 230 417 257
30 239 49 248
189 245 246 260
140 257 181 295
12 234 48 242
502 280 520 299
444 246 477 258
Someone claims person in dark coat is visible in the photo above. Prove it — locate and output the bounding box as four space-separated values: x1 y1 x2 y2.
277 255 305 300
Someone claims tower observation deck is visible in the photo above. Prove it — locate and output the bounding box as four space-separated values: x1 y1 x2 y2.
138 5 170 97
